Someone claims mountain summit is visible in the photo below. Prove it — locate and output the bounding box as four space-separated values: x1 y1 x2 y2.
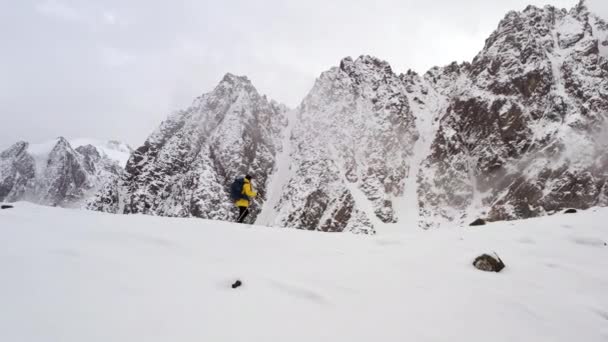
0 137 127 207
89 74 288 220
83 2 608 231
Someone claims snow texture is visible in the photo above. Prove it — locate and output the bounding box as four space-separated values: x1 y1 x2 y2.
1 203 607 341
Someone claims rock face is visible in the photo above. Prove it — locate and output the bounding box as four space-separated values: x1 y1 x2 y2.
257 56 417 233
88 74 288 221
418 2 608 228
88 1 608 232
0 138 125 207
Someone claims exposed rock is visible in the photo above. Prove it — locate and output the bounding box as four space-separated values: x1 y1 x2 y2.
1 204 13 209
231 280 242 289
469 218 487 226
266 56 417 233
419 3 608 228
473 253 506 272
564 208 578 214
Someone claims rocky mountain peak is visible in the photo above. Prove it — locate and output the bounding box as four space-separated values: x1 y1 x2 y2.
338 55 394 81
216 73 256 94
82 1 608 232
91 74 288 220
1 138 126 207
0 141 28 159
49 137 73 154
571 0 589 16
417 0 608 228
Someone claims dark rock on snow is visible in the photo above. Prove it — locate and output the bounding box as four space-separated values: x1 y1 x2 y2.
469 218 487 226
1 204 13 209
473 253 506 272
563 208 578 214
231 280 243 289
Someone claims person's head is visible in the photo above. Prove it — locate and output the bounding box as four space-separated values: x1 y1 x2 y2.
245 174 252 181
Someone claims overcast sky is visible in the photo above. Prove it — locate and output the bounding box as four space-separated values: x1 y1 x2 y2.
1 0 606 149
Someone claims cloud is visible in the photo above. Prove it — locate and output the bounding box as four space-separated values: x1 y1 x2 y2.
1 0 590 151
588 0 608 20
99 46 136 68
34 0 83 23
103 11 116 25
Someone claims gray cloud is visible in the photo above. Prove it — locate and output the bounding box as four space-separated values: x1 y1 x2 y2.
3 0 601 149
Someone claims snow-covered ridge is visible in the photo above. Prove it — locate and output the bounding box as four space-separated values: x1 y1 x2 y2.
86 1 608 231
2 202 607 341
24 137 132 170
416 0 608 228
88 74 288 219
0 137 129 207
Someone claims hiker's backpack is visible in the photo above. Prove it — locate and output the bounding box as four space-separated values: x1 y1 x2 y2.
230 177 247 201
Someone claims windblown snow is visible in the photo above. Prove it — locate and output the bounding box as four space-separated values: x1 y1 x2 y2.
70 139 133 167
1 203 607 341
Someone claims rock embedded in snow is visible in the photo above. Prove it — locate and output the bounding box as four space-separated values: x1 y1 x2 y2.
469 218 487 226
1 204 13 209
473 253 506 272
564 208 578 214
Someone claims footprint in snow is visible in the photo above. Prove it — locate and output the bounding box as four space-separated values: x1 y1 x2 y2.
375 239 402 246
570 236 605 247
517 237 536 244
269 280 328 305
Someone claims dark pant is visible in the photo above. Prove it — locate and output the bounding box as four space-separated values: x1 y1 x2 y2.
237 206 249 223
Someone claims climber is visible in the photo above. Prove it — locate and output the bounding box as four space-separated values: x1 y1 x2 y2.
230 174 257 223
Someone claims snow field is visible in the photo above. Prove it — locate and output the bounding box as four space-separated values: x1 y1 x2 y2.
1 203 607 341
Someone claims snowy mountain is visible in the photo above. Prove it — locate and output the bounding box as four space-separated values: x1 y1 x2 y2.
0 137 129 207
88 1 608 232
88 74 288 220
418 1 608 228
257 56 418 233
2 203 607 341
70 139 133 167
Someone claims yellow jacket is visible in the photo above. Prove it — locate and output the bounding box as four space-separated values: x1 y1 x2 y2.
235 178 257 207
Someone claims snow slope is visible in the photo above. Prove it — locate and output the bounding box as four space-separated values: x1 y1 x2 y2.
1 203 607 341
70 139 133 167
